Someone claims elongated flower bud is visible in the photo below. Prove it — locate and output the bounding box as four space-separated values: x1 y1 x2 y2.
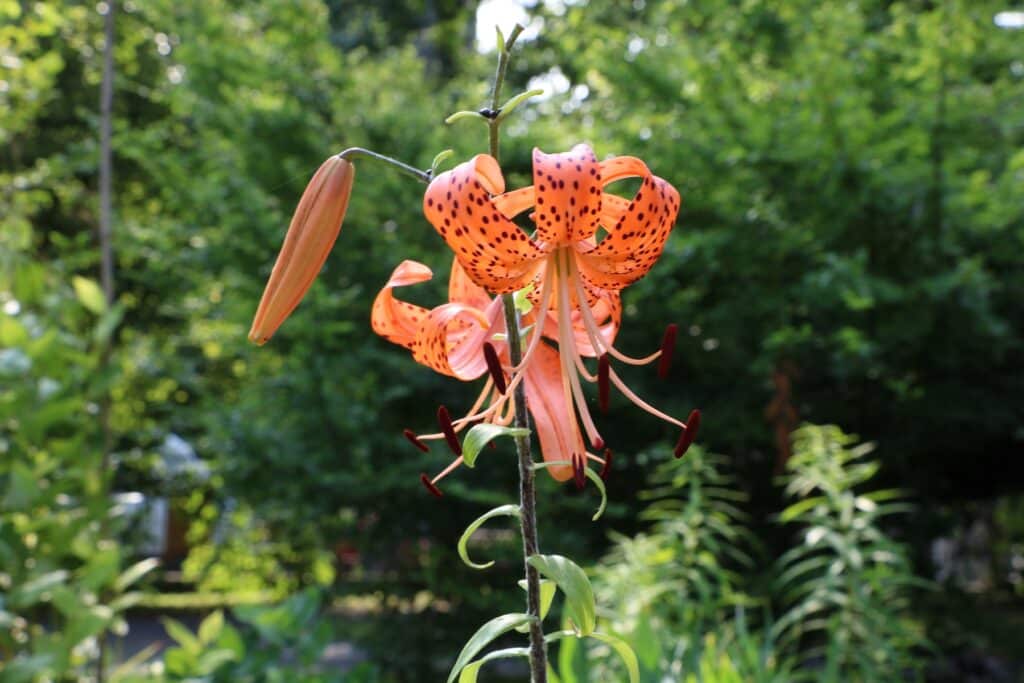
249 156 355 345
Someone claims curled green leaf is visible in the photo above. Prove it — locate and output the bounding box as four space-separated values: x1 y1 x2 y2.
462 424 530 468
588 631 640 683
447 613 534 683
496 89 545 122
431 149 455 176
458 504 521 570
531 461 606 521
445 110 488 125
458 647 530 683
527 554 596 636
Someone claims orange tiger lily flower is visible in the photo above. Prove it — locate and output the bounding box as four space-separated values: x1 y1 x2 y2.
249 155 355 345
419 145 699 483
372 258 619 487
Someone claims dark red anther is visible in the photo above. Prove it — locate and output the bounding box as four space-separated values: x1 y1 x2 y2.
674 409 702 458
598 354 610 413
482 342 507 394
437 406 462 456
572 453 586 490
591 435 605 451
403 429 430 453
599 449 613 480
420 473 443 498
658 324 678 379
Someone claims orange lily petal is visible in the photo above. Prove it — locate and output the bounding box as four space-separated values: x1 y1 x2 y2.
576 173 680 290
249 156 355 344
370 260 433 350
523 342 583 482
411 302 493 380
531 144 602 244
448 258 492 312
424 155 546 293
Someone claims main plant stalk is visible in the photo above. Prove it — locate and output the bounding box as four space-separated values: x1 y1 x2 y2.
490 25 548 683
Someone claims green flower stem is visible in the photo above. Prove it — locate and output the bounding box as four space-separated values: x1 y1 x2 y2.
338 147 432 184
489 23 549 683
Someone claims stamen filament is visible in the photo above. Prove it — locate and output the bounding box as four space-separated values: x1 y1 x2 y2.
608 367 687 429
431 455 465 483
512 260 556 374
568 254 662 366
557 249 603 449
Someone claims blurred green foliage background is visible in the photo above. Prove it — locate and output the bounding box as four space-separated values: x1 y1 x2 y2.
2 0 1022 680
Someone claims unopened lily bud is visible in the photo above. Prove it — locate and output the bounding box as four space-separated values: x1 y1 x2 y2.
249 156 355 345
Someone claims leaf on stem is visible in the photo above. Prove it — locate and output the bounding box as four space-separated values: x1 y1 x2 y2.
527 554 596 635
458 647 530 683
462 424 530 467
458 504 521 570
447 613 534 683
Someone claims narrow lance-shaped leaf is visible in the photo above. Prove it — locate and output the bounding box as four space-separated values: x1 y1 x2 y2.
458 504 521 570
462 424 530 468
447 613 534 683
458 647 530 683
527 554 596 635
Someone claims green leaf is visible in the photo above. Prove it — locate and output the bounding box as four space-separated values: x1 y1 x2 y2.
458 647 530 683
532 461 606 521
4 462 39 510
589 631 640 683
527 555 596 635
513 282 535 314
431 149 455 176
445 110 487 125
71 276 107 315
497 89 545 122
462 424 530 467
495 26 505 54
10 570 68 608
518 578 557 622
582 467 608 521
198 609 224 645
162 616 200 653
114 557 160 592
458 504 521 570
447 613 534 683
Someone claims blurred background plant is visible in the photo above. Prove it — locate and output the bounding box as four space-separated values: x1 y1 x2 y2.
2 0 1022 679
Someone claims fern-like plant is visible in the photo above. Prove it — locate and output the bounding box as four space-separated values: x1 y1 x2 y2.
774 424 929 682
566 446 766 682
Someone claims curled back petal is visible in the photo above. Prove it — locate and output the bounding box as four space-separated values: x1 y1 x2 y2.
370 260 433 350
523 342 583 482
424 155 547 293
531 144 602 244
576 174 681 290
412 298 503 380
598 155 651 187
